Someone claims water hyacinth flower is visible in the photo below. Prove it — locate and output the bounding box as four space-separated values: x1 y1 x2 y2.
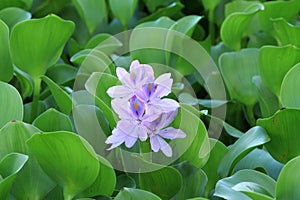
105 60 186 157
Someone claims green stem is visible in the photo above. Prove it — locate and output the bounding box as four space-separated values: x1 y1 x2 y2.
31 78 41 122
246 105 256 127
140 139 152 162
208 9 215 44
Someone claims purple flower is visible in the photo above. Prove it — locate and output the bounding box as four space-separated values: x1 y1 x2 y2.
105 60 186 157
107 60 154 99
147 111 186 157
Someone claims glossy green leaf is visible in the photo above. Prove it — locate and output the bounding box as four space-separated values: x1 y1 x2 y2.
73 0 107 35
80 155 116 197
109 0 137 27
276 156 300 199
219 48 259 106
115 174 136 191
0 20 13 82
0 0 32 10
218 126 270 178
114 188 161 200
221 3 263 50
137 2 183 24
202 0 222 11
46 64 77 85
0 153 28 200
0 81 23 128
215 169 276 200
41 75 73 115
32 0 70 17
0 7 31 29
33 108 72 132
85 72 119 108
233 148 283 180
10 14 74 79
173 162 207 199
14 67 33 98
86 33 122 55
178 93 227 108
172 15 202 36
280 63 300 108
23 101 46 123
259 45 300 96
174 104 210 168
143 0 174 13
73 105 110 154
252 76 279 118
273 18 300 47
202 139 228 197
258 0 300 35
27 131 100 199
0 121 55 199
139 166 182 200
257 109 300 163
225 1 263 17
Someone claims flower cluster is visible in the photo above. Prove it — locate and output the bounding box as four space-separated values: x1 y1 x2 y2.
105 60 186 157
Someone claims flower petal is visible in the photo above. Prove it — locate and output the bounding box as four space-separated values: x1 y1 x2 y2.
107 85 132 98
150 135 172 157
154 73 173 98
105 128 127 150
124 136 138 148
116 67 134 88
157 127 186 140
111 98 133 119
150 98 179 113
118 120 148 141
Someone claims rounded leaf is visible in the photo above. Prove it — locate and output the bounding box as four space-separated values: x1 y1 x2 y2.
0 20 13 82
10 14 75 78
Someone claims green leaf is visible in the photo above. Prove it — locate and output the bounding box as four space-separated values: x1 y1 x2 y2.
41 75 73 115
46 64 77 85
258 0 300 35
86 33 122 55
0 153 28 200
259 45 300 96
252 76 279 118
214 169 276 200
175 104 210 168
219 48 259 106
14 67 33 98
143 0 174 13
276 156 300 199
0 121 55 199
173 162 207 199
73 0 107 35
0 20 13 82
72 105 111 154
80 155 116 197
273 18 300 47
114 188 161 200
202 139 228 197
257 108 300 163
27 131 100 199
178 93 227 108
220 3 263 50
23 101 46 123
108 0 137 27
33 108 72 132
0 7 31 29
202 0 222 11
233 148 283 180
0 0 32 10
0 81 23 128
280 63 300 109
10 14 74 79
115 174 136 191
137 2 184 24
172 15 202 36
139 166 182 200
218 126 270 178
85 72 119 108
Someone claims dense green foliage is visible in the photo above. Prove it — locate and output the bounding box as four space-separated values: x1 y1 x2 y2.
0 0 300 199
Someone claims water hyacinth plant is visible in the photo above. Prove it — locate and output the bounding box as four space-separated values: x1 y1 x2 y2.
106 60 186 157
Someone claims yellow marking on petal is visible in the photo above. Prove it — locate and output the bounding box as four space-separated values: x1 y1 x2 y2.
147 83 152 91
134 102 139 111
131 72 136 79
